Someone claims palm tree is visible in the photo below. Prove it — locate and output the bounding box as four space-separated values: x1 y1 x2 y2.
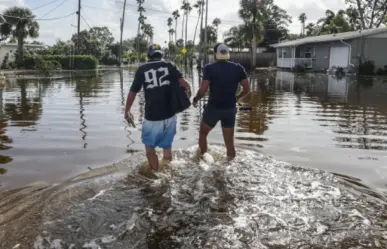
168 28 175 44
172 10 180 43
298 13 307 36
239 0 266 68
184 2 192 47
193 0 204 45
212 18 222 42
142 23 154 43
167 17 173 43
136 0 146 61
1 7 39 66
305 23 316 36
180 2 186 43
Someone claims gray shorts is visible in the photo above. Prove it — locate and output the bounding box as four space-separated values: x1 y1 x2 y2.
202 105 237 128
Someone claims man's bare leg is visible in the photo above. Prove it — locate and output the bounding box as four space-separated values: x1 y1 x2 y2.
162 148 172 164
199 121 213 155
222 127 236 159
145 146 159 170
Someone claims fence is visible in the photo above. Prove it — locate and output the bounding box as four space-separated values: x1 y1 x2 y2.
207 52 276 69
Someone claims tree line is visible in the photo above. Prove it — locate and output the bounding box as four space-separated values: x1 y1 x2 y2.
222 0 387 59
1 0 386 69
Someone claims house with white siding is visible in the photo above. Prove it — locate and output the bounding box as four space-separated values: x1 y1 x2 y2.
0 43 46 66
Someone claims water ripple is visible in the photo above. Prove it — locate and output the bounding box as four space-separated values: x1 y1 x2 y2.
2 146 384 249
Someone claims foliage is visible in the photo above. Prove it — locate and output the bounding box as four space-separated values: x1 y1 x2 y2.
376 66 387 75
42 55 98 70
344 0 387 29
101 50 118 65
199 26 217 46
1 54 9 69
0 7 39 66
36 59 61 76
292 64 306 73
358 60 375 75
71 26 114 60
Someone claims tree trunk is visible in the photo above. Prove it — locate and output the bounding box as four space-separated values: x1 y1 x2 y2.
181 14 185 42
193 11 201 46
17 38 24 68
185 13 188 46
251 23 256 70
175 20 178 43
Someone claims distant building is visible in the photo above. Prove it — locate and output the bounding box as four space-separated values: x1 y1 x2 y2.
271 27 387 72
0 43 46 66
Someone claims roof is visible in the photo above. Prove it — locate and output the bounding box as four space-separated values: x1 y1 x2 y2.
271 27 387 48
1 43 46 48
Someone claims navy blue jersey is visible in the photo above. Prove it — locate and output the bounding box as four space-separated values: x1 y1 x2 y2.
130 60 183 121
203 61 248 109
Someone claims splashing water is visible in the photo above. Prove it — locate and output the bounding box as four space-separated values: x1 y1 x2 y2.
1 146 386 249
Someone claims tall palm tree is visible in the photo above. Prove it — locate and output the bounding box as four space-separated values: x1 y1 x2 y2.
168 28 175 44
172 10 180 43
142 23 154 43
212 18 221 42
1 7 39 66
184 2 192 47
298 13 307 36
167 17 173 43
180 2 186 42
193 0 204 45
136 0 146 61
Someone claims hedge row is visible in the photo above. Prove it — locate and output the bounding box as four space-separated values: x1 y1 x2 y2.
23 55 99 70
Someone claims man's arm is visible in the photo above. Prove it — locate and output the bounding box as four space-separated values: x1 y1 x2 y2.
236 79 250 103
178 78 191 98
171 62 191 97
193 65 210 105
124 70 142 118
236 64 250 103
193 79 210 103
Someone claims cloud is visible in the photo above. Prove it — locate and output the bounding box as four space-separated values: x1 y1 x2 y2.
1 0 348 46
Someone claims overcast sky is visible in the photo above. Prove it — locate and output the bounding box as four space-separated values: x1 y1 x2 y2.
0 0 346 46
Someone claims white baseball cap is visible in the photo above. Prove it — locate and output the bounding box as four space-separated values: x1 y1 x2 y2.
214 43 230 60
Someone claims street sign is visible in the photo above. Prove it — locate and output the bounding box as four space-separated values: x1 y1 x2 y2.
181 48 187 54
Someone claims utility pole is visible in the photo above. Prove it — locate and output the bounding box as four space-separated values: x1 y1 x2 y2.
77 0 81 54
119 0 127 66
198 1 204 67
204 0 209 64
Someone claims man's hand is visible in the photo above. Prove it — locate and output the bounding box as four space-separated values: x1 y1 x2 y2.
192 97 199 108
124 111 130 120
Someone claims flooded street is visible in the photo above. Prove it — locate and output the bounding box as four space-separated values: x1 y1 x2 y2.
0 69 387 248
1 69 387 191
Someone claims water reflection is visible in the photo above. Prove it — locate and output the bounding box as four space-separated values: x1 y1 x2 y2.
0 70 387 191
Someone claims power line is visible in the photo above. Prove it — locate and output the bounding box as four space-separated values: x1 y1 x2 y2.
2 12 77 21
82 4 246 24
39 0 72 19
31 0 62 10
80 14 91 29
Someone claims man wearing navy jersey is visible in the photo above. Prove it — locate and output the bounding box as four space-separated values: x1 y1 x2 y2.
125 44 191 171
193 43 250 159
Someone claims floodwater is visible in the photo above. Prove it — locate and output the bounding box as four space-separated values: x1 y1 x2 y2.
0 69 387 248
1 70 387 191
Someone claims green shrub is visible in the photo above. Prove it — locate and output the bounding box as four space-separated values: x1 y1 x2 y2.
292 64 306 73
139 53 147 62
36 59 61 76
42 55 98 70
1 54 9 69
358 60 375 75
